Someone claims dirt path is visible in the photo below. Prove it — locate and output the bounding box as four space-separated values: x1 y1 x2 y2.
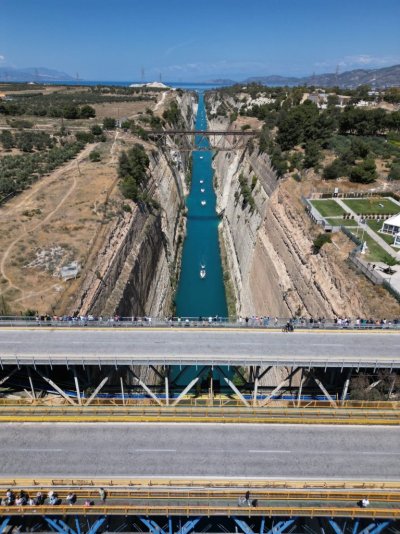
0 143 97 301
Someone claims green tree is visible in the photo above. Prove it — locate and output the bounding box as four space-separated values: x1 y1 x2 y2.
388 163 400 181
0 130 14 150
323 158 348 180
350 158 377 184
103 117 116 130
80 105 96 119
313 233 332 254
303 141 321 169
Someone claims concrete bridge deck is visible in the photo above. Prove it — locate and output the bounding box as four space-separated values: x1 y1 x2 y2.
0 328 399 367
1 423 399 480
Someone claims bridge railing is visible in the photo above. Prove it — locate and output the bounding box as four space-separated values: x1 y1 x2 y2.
0 316 399 330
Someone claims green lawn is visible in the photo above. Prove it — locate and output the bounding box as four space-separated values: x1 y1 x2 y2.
342 197 400 215
310 199 346 217
348 228 392 262
366 220 398 249
325 218 358 227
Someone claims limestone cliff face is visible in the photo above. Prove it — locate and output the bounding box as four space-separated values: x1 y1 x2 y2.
213 142 400 318
74 92 196 318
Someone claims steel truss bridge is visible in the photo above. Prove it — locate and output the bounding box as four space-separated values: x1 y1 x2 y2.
0 479 398 533
0 328 398 409
144 129 257 151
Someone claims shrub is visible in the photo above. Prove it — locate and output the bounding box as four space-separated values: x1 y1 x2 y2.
313 233 332 253
89 150 101 162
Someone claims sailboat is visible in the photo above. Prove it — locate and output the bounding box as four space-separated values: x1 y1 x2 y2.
201 200 206 206
200 180 204 184
200 265 206 279
200 188 205 193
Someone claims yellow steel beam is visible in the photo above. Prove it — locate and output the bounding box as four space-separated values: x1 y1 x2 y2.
0 504 399 518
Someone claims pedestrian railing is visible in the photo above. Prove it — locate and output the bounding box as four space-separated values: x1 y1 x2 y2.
0 316 399 330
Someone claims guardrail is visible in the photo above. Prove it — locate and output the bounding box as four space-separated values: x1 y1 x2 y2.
1 504 399 518
0 316 399 329
0 399 398 409
2 478 400 490
0 405 398 424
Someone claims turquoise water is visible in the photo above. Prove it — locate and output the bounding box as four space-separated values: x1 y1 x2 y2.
175 94 228 318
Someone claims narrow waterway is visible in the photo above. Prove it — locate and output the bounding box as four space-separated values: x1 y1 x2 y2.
175 93 228 318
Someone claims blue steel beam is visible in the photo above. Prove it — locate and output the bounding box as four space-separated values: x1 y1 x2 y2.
328 519 344 534
267 519 296 534
75 517 81 534
87 517 106 534
260 518 265 534
352 520 359 534
176 517 200 534
44 517 72 534
169 518 173 534
0 517 10 534
139 517 166 534
232 517 255 534
359 522 391 534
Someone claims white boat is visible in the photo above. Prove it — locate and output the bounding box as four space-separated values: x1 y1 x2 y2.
200 180 204 184
200 268 206 279
200 188 205 193
201 200 206 206
200 156 204 159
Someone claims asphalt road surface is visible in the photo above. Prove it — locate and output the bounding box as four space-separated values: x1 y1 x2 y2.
0 328 399 367
1 424 399 480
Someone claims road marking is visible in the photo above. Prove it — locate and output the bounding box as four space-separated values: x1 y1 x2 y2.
134 449 177 453
249 450 291 454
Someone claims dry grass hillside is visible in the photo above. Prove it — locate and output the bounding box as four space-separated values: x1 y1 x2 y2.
0 90 170 315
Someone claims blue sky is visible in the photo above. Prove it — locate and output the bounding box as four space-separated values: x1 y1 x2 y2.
1 0 399 81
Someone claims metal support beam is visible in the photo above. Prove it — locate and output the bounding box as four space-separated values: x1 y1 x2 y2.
352 520 359 534
312 375 338 408
341 369 352 403
128 369 163 406
259 368 299 407
171 378 199 406
85 376 109 406
75 516 81 534
139 517 166 534
74 370 82 405
267 519 296 534
366 380 381 392
176 517 201 534
223 377 250 407
232 517 255 534
297 370 305 407
165 376 169 406
35 370 76 405
0 368 17 386
44 517 72 534
253 375 259 407
27 367 36 400
260 518 265 534
328 519 344 534
168 517 173 534
87 517 106 534
0 517 10 534
120 375 125 405
359 522 391 534
258 366 272 381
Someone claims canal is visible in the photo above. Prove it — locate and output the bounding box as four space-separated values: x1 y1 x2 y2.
175 93 228 319
173 93 230 391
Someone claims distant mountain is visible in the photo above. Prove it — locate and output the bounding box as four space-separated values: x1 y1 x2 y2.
244 64 400 88
0 66 75 82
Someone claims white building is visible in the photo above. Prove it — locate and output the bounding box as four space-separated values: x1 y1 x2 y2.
381 213 400 247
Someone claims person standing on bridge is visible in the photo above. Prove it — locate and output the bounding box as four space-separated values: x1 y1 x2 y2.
99 488 107 503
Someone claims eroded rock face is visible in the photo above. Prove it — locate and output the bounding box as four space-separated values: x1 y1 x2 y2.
213 139 400 319
74 92 196 318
